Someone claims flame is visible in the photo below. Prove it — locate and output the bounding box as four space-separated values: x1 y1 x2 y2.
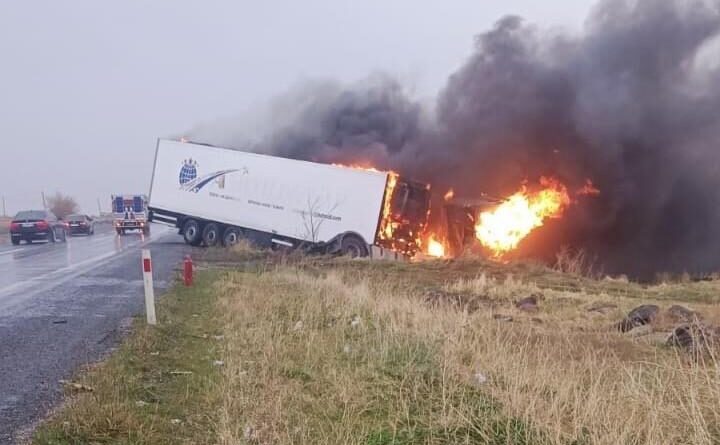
378 172 399 240
426 234 446 258
331 162 386 173
475 177 570 257
444 188 455 201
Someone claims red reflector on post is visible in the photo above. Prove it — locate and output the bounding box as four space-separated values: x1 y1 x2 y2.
143 258 152 273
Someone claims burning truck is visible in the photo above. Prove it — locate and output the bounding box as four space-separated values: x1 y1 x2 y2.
148 139 595 260
147 139 431 257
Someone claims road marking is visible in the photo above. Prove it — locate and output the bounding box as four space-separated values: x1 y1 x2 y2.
0 249 23 256
0 232 170 312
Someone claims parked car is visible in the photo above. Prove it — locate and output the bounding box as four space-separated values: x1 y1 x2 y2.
66 214 95 235
9 210 68 245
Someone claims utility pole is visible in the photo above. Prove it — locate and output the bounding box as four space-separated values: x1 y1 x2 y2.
41 191 47 210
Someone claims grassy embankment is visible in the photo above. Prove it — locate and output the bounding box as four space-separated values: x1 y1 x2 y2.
34 246 720 445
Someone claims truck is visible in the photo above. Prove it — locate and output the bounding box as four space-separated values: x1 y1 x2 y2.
147 139 431 257
112 194 150 235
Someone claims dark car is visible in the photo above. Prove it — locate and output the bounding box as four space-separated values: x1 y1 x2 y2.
9 210 68 245
66 214 95 235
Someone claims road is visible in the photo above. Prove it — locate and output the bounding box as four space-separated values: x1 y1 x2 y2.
0 223 191 443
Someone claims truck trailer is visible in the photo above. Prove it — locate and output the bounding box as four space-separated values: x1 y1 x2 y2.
148 139 431 257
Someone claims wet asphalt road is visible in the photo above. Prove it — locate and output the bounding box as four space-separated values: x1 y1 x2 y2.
0 223 191 444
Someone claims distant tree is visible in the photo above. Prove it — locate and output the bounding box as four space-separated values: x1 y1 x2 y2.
46 192 79 219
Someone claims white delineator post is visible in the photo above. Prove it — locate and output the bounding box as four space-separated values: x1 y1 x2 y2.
142 249 157 325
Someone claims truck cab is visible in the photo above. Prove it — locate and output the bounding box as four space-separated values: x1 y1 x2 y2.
112 194 150 235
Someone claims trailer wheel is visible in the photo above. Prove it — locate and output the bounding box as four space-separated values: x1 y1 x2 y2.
222 227 241 247
340 235 368 258
202 223 221 247
183 219 202 246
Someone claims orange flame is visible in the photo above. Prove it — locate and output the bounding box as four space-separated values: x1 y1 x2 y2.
444 188 455 201
426 234 446 258
475 177 570 257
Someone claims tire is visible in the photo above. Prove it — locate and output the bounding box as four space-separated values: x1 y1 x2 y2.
48 229 56 243
202 223 221 247
340 235 368 258
11 238 20 246
222 227 241 247
182 219 203 246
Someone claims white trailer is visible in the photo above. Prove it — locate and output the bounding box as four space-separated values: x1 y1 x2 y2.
148 139 430 257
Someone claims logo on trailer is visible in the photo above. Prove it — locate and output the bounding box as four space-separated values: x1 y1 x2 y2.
179 159 198 185
179 159 239 193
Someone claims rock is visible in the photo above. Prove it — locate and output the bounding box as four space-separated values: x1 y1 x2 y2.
666 305 698 323
515 294 540 312
493 314 513 322
350 315 361 328
666 323 719 354
615 305 660 332
293 321 303 331
213 360 225 367
626 324 653 337
586 302 618 314
628 305 660 324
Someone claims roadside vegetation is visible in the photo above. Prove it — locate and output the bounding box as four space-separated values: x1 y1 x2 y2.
35 245 720 444
46 192 80 220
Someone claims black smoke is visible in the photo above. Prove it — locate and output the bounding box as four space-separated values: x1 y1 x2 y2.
192 0 720 277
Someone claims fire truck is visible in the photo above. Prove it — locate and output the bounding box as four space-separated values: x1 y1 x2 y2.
112 194 150 235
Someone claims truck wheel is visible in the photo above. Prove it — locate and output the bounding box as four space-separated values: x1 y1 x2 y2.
202 223 220 247
340 235 368 258
222 227 241 247
183 219 203 246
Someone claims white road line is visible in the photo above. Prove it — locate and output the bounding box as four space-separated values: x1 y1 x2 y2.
0 234 165 312
0 249 23 256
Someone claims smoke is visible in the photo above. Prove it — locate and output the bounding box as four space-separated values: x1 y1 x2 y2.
189 0 720 277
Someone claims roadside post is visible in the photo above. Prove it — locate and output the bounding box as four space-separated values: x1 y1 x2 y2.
142 249 157 325
183 255 193 287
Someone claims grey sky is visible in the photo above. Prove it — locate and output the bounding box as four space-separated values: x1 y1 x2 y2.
0 1 595 215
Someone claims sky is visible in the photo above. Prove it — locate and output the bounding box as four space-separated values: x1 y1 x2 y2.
0 0 595 216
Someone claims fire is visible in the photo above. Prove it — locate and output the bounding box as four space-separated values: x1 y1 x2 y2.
475 177 570 257
426 234 446 258
444 188 455 201
331 162 386 173
378 172 399 240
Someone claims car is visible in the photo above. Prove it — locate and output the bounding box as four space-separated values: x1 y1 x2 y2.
66 214 95 235
9 210 68 245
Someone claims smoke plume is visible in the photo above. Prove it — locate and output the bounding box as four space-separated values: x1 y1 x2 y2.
190 0 720 277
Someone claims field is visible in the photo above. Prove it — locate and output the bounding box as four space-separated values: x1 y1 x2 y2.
34 247 720 445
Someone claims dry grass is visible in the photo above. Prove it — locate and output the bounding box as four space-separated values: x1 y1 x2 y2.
212 257 720 444
34 250 720 444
